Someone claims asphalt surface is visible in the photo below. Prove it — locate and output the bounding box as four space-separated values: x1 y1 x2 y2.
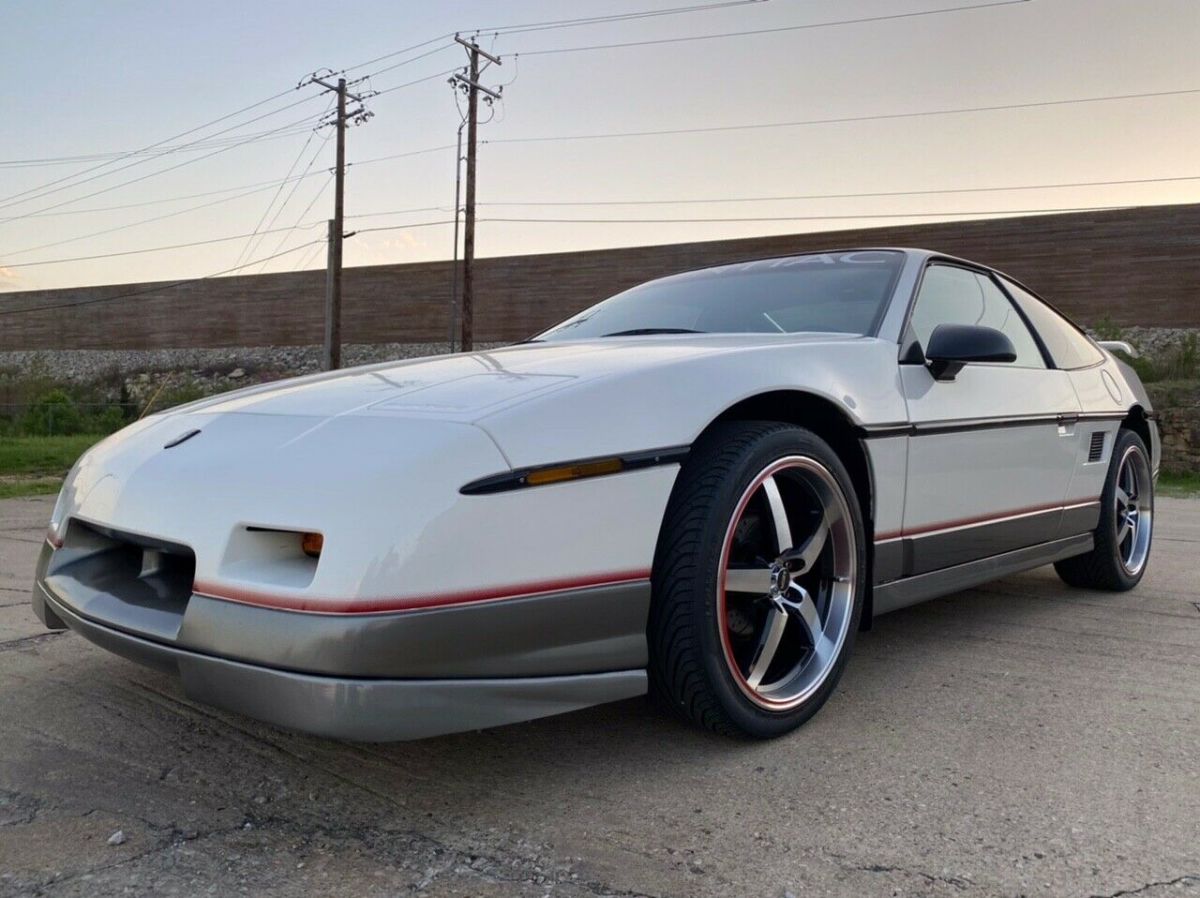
0 494 1197 898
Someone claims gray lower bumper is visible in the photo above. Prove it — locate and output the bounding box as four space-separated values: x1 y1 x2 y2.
36 579 646 742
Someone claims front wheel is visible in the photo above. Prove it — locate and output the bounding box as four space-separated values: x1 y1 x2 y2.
1055 428 1154 591
648 421 866 738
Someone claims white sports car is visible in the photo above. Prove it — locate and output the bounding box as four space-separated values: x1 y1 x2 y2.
33 248 1159 741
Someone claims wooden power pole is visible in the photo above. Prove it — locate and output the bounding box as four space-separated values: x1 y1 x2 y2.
451 36 501 353
301 71 372 370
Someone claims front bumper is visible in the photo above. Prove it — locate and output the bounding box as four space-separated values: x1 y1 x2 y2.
32 542 649 741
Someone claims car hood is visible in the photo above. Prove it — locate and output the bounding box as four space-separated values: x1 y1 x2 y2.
164 333 866 423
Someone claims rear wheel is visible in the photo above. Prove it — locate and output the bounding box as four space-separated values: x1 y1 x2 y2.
1054 428 1153 591
648 421 866 738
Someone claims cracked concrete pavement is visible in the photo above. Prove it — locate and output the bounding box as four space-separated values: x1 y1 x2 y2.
0 494 1197 897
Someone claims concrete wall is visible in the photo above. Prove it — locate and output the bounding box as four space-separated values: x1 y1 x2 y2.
4 203 1199 351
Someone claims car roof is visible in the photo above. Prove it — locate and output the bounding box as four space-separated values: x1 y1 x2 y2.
673 247 989 277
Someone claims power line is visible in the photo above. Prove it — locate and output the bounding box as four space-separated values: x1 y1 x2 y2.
2 182 308 258
340 36 457 77
0 241 325 318
484 86 1200 146
336 0 763 77
0 112 325 222
1 223 323 269
356 42 458 80
352 144 457 167
292 234 330 271
474 0 766 37
373 68 463 97
453 173 1200 208
0 124 319 169
511 0 1029 56
0 93 325 211
255 172 335 273
340 172 1200 222
7 170 330 219
232 117 331 271
351 204 1153 234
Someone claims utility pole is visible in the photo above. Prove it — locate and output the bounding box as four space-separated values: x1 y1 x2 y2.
300 70 373 370
447 119 466 353
450 36 501 353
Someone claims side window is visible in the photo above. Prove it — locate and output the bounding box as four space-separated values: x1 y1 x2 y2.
909 265 1046 368
999 277 1104 370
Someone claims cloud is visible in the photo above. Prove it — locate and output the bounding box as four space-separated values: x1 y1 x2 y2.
0 266 22 291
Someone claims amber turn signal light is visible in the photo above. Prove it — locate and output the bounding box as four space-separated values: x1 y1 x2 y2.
524 457 624 486
301 532 324 558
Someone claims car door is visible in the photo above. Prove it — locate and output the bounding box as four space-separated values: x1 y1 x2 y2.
897 262 1083 575
998 275 1128 520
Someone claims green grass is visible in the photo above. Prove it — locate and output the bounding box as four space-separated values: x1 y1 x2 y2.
0 435 104 499
0 434 103 477
1159 471 1200 498
0 478 63 500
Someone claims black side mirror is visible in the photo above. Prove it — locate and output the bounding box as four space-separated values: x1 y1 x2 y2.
925 324 1017 381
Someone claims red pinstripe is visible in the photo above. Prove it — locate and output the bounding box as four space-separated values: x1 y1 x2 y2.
875 498 1101 542
192 568 652 616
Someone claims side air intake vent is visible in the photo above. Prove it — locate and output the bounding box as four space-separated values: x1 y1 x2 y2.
1088 431 1105 463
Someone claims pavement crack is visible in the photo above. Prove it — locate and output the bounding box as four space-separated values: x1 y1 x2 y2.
1088 875 1200 898
0 630 66 653
841 857 975 891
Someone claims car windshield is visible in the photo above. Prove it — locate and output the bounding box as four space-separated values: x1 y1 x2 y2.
534 250 904 342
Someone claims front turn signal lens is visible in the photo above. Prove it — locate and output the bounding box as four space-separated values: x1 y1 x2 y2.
525 457 624 486
301 532 324 558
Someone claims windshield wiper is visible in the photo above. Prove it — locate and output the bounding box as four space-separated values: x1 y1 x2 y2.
600 328 706 337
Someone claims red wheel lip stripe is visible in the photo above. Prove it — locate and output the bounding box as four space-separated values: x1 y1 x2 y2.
874 497 1101 542
716 459 798 707
192 568 651 616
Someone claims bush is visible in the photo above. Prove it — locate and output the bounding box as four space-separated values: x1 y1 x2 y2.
21 390 84 436
1091 316 1125 342
1114 334 1199 384
82 404 131 435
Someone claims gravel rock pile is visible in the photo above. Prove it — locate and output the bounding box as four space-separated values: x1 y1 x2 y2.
0 342 508 384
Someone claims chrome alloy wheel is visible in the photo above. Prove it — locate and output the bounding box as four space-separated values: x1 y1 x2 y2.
717 456 857 711
1115 444 1153 576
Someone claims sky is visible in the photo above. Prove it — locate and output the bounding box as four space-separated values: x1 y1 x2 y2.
1 0 1198 294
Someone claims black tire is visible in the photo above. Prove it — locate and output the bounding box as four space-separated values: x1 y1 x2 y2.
1054 428 1154 591
647 420 867 738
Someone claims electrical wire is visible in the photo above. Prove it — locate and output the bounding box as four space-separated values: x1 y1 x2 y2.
1 222 324 269
510 0 1029 56
254 173 335 273
0 125 320 169
472 0 765 37
9 170 330 219
336 0 763 77
0 94 325 211
349 204 1153 235
232 112 331 270
350 144 458 168
292 238 328 271
0 111 326 222
444 173 1200 208
1 181 311 258
483 86 1200 146
373 67 463 97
